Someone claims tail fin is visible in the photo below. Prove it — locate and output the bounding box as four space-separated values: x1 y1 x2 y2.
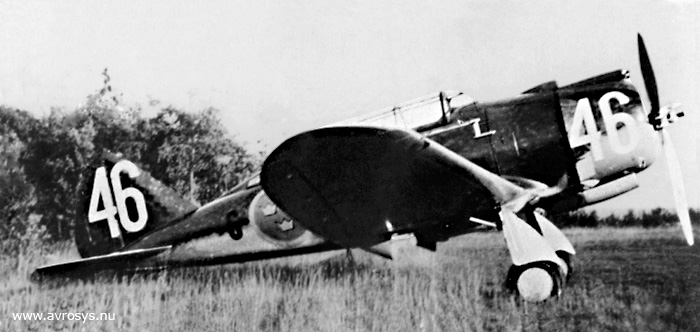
75 151 198 258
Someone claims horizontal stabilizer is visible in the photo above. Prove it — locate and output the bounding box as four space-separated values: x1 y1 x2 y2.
32 242 343 282
32 246 172 281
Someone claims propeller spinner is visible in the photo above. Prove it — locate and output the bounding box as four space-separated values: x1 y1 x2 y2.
638 33 694 246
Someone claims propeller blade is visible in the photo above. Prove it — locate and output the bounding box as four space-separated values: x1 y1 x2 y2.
638 35 691 244
662 129 694 245
638 33 660 116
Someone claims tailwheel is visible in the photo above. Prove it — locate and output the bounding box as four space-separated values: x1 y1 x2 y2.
505 261 563 302
228 225 244 240
226 210 249 241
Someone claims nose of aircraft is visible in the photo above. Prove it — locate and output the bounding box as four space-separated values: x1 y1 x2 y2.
576 103 661 181
631 108 662 172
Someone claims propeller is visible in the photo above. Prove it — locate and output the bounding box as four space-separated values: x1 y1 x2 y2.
638 33 694 246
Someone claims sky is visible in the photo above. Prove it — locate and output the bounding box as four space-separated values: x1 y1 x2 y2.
0 0 698 214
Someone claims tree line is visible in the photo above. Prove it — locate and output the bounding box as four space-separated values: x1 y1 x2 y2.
0 71 258 251
551 208 700 228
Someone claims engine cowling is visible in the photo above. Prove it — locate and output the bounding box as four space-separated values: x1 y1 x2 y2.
248 190 313 247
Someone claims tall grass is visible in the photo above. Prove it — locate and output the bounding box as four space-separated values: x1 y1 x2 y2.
2 226 699 331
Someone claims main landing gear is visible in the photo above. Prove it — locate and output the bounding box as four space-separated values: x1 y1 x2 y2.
500 209 575 302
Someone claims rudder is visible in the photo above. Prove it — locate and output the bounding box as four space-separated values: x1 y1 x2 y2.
74 151 198 257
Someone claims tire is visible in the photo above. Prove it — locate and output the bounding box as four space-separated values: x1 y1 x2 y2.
505 261 563 302
228 225 243 240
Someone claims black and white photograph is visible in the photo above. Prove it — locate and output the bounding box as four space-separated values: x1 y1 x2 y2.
1 0 699 331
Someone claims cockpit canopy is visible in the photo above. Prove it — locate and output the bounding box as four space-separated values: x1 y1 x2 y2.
328 91 474 132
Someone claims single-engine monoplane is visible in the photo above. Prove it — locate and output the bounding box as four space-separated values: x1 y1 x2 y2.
33 35 694 302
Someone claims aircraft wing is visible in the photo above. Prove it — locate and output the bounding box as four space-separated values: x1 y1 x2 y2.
261 126 526 248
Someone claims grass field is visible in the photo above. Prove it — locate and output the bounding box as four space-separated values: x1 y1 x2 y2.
2 226 699 332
